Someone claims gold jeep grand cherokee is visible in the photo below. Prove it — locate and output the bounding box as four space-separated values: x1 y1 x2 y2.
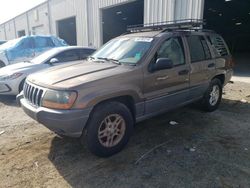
18 20 233 157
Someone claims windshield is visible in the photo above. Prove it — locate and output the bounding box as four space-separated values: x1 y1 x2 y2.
0 38 23 50
31 48 61 64
91 37 153 65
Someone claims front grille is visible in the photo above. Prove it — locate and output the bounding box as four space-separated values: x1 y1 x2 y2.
23 82 45 107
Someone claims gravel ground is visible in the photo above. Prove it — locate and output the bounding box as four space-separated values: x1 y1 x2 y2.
0 81 250 188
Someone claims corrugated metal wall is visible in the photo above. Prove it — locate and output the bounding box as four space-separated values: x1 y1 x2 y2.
49 0 89 46
144 0 175 24
87 0 133 48
0 0 205 47
15 14 29 37
175 0 204 20
0 26 5 40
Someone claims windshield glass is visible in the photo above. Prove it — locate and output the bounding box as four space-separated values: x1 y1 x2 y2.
91 37 153 65
31 48 60 64
0 38 23 50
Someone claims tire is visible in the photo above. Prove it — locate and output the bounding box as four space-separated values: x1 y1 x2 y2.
19 79 26 93
83 101 134 157
201 78 222 112
0 61 5 68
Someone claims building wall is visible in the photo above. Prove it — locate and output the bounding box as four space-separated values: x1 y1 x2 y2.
144 0 175 24
15 14 29 37
49 0 89 46
5 20 16 40
87 0 133 48
0 0 205 46
175 0 204 20
0 26 6 40
27 3 50 35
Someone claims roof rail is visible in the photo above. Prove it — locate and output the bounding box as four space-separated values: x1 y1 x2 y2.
127 19 205 33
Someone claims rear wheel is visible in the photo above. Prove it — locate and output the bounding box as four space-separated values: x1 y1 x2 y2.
82 101 134 157
201 78 222 112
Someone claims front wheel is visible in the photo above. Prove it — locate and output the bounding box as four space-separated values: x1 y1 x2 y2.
82 101 134 157
201 78 222 112
0 61 5 68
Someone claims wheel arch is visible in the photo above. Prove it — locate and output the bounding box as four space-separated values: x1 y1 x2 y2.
85 95 137 124
212 74 225 85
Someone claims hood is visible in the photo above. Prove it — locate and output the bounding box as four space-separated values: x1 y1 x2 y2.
27 61 132 89
0 62 43 75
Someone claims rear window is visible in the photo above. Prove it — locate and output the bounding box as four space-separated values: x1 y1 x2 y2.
208 35 229 57
186 35 211 63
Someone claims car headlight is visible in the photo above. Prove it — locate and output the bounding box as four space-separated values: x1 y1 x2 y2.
0 73 23 81
41 90 77 110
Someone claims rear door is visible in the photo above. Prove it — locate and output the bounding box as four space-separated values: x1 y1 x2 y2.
185 34 215 99
143 36 190 115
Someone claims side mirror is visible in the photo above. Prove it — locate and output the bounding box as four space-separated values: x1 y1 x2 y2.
49 58 59 64
153 58 173 71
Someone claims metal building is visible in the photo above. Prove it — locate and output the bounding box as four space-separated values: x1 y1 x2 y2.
0 0 249 53
0 0 204 48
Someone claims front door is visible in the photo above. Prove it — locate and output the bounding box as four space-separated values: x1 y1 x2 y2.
143 36 190 115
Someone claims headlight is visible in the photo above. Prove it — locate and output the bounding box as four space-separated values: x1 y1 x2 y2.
41 90 77 110
0 73 23 81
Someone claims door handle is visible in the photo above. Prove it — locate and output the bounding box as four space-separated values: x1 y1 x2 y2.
157 76 169 81
208 63 215 68
178 69 189 75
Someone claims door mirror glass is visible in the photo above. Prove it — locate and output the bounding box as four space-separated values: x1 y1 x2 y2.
49 58 59 64
153 58 173 71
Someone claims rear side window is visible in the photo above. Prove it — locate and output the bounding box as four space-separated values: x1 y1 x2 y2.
187 35 211 63
34 37 54 48
208 35 229 57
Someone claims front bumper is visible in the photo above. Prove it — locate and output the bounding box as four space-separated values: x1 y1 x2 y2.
18 94 92 138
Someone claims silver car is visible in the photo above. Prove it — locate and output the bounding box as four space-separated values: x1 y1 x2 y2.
0 46 95 95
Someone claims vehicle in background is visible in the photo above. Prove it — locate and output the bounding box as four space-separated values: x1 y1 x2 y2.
0 35 67 68
18 20 233 157
0 40 7 45
0 46 95 95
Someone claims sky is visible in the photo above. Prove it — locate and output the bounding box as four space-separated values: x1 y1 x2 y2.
0 0 46 24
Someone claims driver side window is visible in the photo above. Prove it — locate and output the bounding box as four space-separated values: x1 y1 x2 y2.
156 37 185 66
54 50 80 63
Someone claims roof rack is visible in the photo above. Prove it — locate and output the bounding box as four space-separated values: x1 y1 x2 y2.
127 19 205 33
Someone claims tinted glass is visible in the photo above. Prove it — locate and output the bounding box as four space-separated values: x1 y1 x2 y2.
208 35 229 57
200 37 211 59
54 49 80 62
92 37 153 65
34 37 54 48
187 35 207 62
157 37 185 66
79 49 95 59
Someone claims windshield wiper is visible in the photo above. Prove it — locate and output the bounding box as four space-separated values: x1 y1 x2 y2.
94 57 121 65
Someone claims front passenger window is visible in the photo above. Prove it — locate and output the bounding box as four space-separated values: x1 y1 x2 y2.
156 37 185 66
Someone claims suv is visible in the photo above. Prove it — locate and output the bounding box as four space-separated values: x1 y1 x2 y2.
18 22 233 157
0 35 67 68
